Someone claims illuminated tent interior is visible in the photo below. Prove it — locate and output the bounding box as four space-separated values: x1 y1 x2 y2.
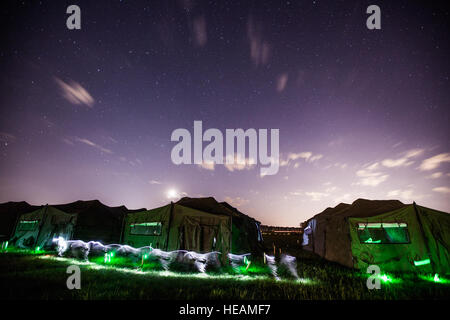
9 205 77 250
303 199 450 273
0 201 39 242
123 197 264 259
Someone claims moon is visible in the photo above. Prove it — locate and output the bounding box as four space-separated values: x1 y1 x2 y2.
166 189 179 199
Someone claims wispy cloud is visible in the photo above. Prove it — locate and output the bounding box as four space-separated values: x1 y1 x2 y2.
247 15 270 67
432 186 450 194
224 196 249 207
149 180 162 185
276 73 288 92
192 15 207 47
381 148 424 168
224 154 256 172
280 152 323 167
74 137 113 154
198 160 215 171
333 193 352 203
61 137 74 146
426 172 443 179
419 153 450 171
355 162 389 186
387 189 415 202
305 191 329 201
55 77 94 107
196 154 256 172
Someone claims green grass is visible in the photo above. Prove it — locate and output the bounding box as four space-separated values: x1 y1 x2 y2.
0 250 449 300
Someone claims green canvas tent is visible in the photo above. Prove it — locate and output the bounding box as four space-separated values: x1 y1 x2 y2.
53 200 144 244
349 203 450 274
0 201 39 241
9 205 77 250
302 199 450 274
123 202 232 260
176 197 264 256
123 197 264 259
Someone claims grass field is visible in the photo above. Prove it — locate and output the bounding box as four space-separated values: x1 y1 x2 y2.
0 247 449 300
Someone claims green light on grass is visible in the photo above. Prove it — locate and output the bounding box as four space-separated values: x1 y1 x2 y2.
37 255 317 285
104 252 112 263
434 274 441 283
418 273 449 284
380 274 391 282
414 259 431 267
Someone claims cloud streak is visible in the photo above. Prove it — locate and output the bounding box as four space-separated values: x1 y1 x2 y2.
280 152 323 167
247 16 270 67
55 77 94 107
74 137 113 154
432 186 450 194
193 16 207 47
381 148 423 168
419 153 450 171
355 162 389 186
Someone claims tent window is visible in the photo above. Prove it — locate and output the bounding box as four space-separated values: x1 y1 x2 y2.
357 222 410 244
17 220 39 231
130 222 162 236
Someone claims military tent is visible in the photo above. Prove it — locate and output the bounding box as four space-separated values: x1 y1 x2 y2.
302 199 450 274
53 200 144 244
9 205 77 249
0 201 39 241
123 197 264 259
123 202 232 259
176 197 264 256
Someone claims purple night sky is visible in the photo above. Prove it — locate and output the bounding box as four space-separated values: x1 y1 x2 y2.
1 0 449 226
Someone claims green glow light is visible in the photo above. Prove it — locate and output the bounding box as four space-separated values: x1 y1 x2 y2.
364 238 381 244
371 273 402 284
36 255 317 285
414 259 431 267
130 222 160 227
418 274 450 284
380 274 391 282
434 274 440 283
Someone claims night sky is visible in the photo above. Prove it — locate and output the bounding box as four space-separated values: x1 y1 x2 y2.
1 0 449 226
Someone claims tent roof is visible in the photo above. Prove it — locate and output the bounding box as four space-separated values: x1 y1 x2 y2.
19 205 76 219
51 200 145 221
307 198 406 223
175 197 260 223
